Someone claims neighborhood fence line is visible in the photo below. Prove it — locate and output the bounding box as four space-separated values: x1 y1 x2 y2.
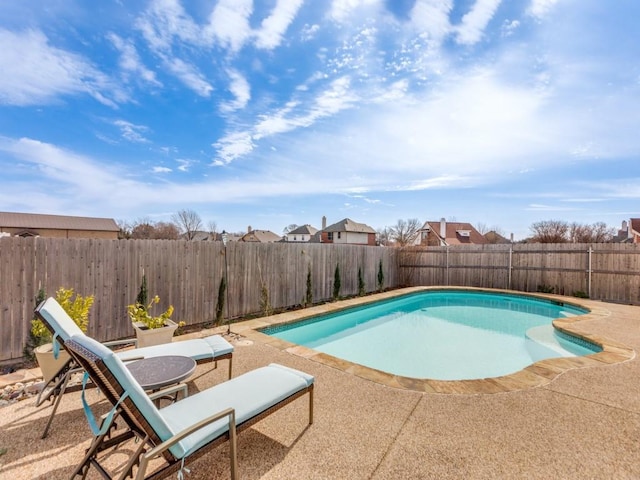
0 237 398 363
2 239 639 363
399 243 640 305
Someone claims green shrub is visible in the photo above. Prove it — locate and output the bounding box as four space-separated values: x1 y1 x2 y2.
357 267 365 296
305 265 313 307
377 260 384 292
216 276 226 325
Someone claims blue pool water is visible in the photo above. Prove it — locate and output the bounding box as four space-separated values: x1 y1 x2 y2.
262 290 600 380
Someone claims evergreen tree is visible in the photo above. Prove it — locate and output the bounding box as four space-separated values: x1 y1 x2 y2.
358 267 365 296
305 265 313 306
216 276 226 325
333 263 341 300
136 273 148 308
377 260 384 292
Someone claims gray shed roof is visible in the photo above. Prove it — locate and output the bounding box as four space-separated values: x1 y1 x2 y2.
323 218 376 234
0 211 119 232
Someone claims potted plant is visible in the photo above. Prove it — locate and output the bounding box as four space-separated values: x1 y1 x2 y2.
128 295 181 347
30 287 94 383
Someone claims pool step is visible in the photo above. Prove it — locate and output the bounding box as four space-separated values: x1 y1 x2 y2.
525 325 574 360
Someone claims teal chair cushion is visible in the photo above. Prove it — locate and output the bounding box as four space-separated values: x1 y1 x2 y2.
38 297 84 342
70 334 177 451
159 363 314 457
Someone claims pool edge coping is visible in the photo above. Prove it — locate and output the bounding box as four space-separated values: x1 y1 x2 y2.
230 286 636 395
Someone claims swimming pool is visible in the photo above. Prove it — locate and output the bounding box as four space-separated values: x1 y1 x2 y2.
261 290 601 380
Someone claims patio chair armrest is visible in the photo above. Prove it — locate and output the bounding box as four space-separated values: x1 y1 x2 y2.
147 383 188 402
136 408 237 480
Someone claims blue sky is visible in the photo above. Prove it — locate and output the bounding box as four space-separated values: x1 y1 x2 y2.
1 0 638 240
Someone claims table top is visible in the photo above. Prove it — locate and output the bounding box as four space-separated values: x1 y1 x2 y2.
126 355 196 391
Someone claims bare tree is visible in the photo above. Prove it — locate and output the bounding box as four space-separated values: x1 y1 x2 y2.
130 218 156 239
207 220 218 236
116 219 132 239
529 220 569 243
282 224 299 234
390 218 421 246
376 227 393 246
154 222 180 240
569 221 615 243
171 209 202 240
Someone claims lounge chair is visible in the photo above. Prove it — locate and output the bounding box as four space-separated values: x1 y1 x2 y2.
65 334 314 480
34 297 234 439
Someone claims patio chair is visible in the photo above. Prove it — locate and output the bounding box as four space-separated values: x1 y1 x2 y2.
34 297 234 439
65 334 314 480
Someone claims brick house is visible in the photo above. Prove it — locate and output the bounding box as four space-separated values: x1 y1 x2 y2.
320 217 377 246
416 218 487 246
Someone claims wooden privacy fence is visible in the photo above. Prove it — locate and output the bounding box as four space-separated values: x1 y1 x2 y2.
399 243 640 304
0 237 398 363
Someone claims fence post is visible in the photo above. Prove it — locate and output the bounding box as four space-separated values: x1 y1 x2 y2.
587 245 593 298
508 244 513 290
446 246 450 286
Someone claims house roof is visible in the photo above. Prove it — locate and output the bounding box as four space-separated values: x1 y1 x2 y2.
240 229 282 243
631 218 640 235
323 218 376 234
0 211 119 232
484 230 511 244
288 224 318 235
422 221 487 245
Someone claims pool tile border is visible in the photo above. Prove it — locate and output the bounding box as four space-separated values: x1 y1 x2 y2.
231 286 636 394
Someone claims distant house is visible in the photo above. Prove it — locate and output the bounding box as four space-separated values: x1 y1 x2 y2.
286 224 318 242
484 230 511 244
320 217 377 246
416 218 487 246
615 218 640 243
0 211 119 239
240 227 282 243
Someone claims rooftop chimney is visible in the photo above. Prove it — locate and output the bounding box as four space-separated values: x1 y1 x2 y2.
247 225 252 233
322 216 327 230
440 218 446 239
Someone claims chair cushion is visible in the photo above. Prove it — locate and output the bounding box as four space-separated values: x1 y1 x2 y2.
160 363 314 458
38 297 84 342
117 340 212 362
70 334 175 446
202 335 234 356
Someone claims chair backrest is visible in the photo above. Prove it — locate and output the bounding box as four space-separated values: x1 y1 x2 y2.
66 334 179 458
35 297 84 343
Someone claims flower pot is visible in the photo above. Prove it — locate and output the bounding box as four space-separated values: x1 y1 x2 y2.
34 343 71 384
132 319 178 348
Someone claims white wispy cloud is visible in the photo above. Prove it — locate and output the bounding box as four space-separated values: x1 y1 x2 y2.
0 29 123 107
107 33 162 87
527 0 560 19
329 0 383 24
410 0 454 43
212 131 255 165
164 57 213 97
501 19 520 37
153 166 172 173
136 0 203 52
113 120 151 143
254 0 304 49
176 158 194 172
455 0 503 45
205 0 253 52
220 69 250 112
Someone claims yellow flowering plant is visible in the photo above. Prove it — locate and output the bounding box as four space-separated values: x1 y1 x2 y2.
128 295 180 329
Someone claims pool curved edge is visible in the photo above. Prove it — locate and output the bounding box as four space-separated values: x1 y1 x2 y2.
231 286 636 395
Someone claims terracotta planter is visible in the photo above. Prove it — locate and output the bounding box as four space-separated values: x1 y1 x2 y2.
34 343 71 384
132 319 178 348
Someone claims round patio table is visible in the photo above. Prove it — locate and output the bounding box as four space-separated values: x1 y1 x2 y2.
126 355 196 391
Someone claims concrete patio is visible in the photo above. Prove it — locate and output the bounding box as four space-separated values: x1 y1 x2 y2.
0 291 639 479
